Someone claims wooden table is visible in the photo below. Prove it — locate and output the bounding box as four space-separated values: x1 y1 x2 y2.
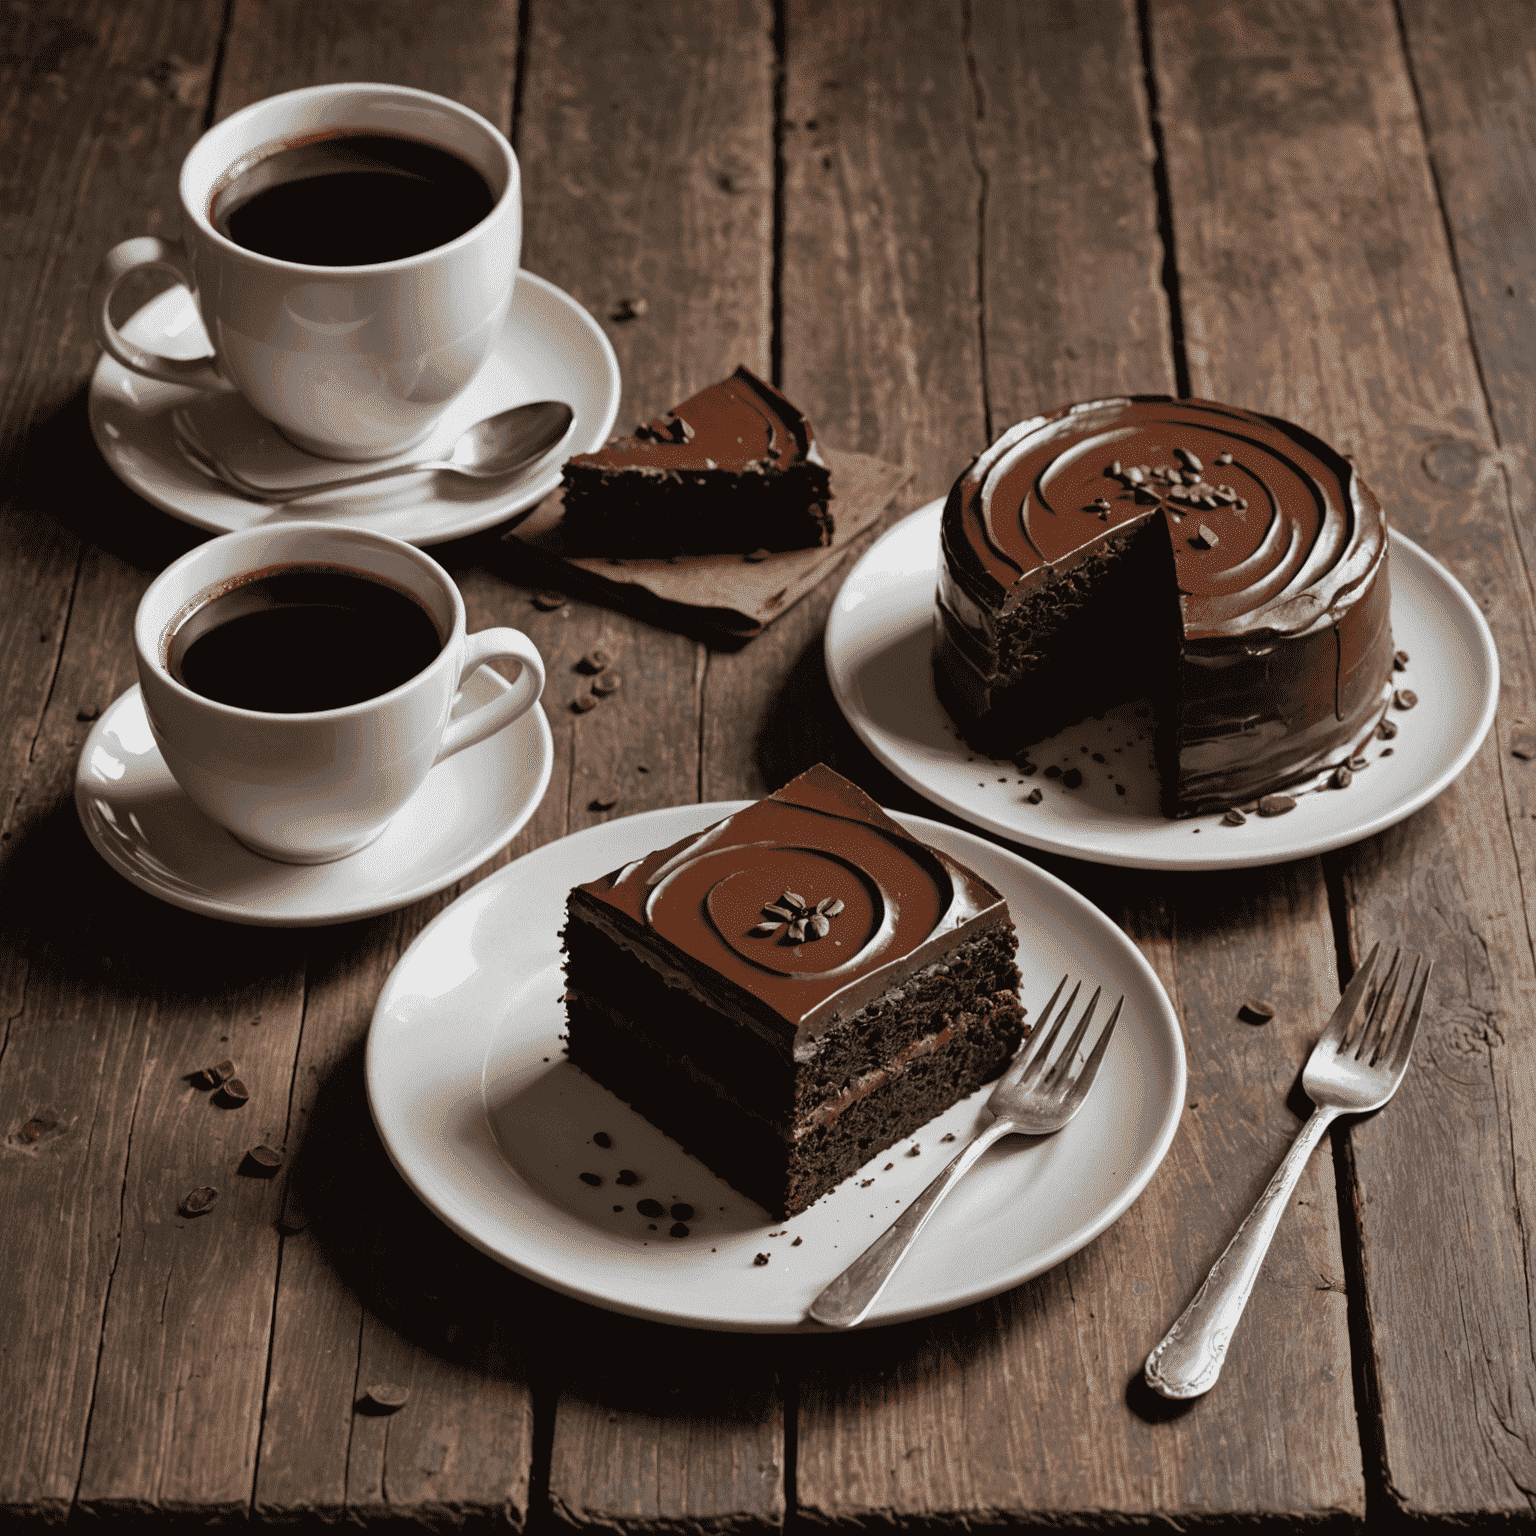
4 0 1534 1528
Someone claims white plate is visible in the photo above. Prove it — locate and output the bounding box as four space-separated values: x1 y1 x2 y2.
88 270 620 547
824 500 1499 871
74 673 553 926
365 801 1185 1332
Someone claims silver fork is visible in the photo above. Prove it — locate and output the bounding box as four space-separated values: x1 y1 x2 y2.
1144 942 1431 1399
808 976 1124 1329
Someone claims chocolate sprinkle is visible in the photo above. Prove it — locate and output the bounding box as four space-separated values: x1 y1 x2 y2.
1257 794 1297 817
1240 997 1276 1023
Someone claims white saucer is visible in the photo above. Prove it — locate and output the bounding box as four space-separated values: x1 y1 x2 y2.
824 500 1499 872
74 673 553 926
365 801 1185 1332
88 270 620 547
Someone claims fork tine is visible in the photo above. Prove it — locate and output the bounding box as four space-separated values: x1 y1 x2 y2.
1352 946 1403 1062
997 975 1068 1091
1383 956 1431 1074
1318 941 1381 1052
1017 978 1081 1089
1042 986 1101 1092
1061 994 1124 1107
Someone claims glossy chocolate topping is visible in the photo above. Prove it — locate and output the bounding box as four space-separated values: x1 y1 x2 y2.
570 764 1009 1048
944 397 1384 640
566 365 824 474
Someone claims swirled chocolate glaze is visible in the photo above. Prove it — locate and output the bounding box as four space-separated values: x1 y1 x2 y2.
569 764 1010 1050
935 397 1393 815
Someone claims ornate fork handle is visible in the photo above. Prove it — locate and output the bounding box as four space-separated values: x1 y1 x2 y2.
808 1117 1014 1328
1144 1103 1340 1398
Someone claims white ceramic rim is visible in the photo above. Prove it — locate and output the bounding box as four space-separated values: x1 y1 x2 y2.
182 82 519 275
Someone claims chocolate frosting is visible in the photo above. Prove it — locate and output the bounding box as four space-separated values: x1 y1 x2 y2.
570 764 1009 1050
566 364 825 475
936 396 1393 813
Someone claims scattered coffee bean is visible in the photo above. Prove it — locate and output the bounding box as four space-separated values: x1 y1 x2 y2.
670 1222 690 1237
76 706 100 722
242 1145 283 1176
201 1059 235 1085
616 1169 639 1186
593 672 621 696
589 793 619 811
744 548 771 563
571 695 598 713
670 1202 694 1221
593 1131 612 1148
792 1236 803 1246
581 647 614 673
753 1252 770 1266
610 296 648 322
637 1197 665 1217
1394 689 1418 710
1382 747 1394 756
363 1383 409 1412
940 1132 956 1142
1331 765 1354 789
218 1078 250 1107
579 1172 602 1187
1377 718 1398 740
1513 730 1536 761
1026 787 1043 804
1239 997 1276 1023
180 1186 218 1217
1393 650 1410 670
1062 768 1083 790
532 590 565 610
1257 794 1296 817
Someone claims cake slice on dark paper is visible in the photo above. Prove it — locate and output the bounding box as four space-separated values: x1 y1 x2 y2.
559 366 834 556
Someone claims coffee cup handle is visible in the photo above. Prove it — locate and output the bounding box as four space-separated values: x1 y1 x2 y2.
436 628 546 764
96 236 225 390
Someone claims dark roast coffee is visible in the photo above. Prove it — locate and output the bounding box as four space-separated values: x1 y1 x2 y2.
211 132 496 266
171 568 443 713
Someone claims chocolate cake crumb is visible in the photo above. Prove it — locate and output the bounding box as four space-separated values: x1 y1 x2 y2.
180 1186 218 1217
1394 689 1418 710
637 1198 665 1217
1240 998 1276 1023
859 1178 874 1187
670 1222 690 1238
670 1202 694 1221
884 1163 894 1170
753 1252 770 1266
1062 768 1083 789
616 1169 638 1186
1257 795 1296 817
907 1145 921 1156
792 1236 803 1246
593 1131 612 1147
941 1132 956 1142
579 1172 602 1187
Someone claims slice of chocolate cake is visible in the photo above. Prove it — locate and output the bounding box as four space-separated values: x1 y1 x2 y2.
559 366 834 555
562 764 1025 1220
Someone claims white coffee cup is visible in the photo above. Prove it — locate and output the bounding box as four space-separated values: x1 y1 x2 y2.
135 523 544 864
97 83 520 461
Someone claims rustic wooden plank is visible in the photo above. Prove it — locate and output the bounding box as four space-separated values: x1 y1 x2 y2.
516 2 785 1531
0 1 239 1522
1151 0 1536 1522
790 0 1363 1526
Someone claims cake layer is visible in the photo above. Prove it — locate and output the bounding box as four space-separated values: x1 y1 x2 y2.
560 365 834 555
567 989 1023 1219
935 396 1393 815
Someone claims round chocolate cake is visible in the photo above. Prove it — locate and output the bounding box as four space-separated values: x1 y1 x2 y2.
934 396 1393 817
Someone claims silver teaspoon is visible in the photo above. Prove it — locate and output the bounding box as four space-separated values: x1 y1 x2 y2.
171 399 575 504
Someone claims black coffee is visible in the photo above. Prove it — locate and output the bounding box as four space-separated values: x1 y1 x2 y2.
171 568 443 713
211 132 496 266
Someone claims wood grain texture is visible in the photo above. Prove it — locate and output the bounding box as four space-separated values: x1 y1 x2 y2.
518 3 785 1532
791 0 1361 1525
1150 0 1536 1520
